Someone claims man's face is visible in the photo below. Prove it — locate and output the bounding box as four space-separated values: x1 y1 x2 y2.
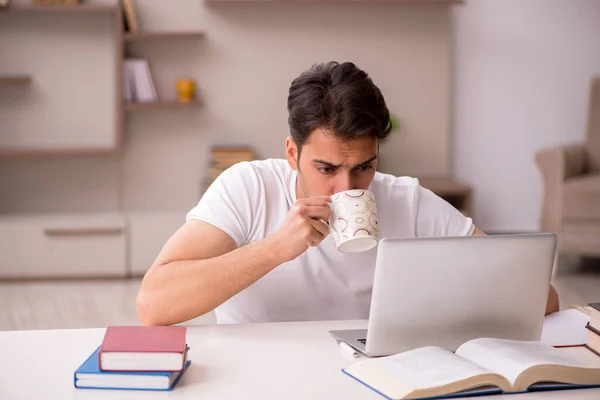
286 128 378 198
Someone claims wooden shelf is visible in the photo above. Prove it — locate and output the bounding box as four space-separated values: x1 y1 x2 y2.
125 32 205 42
125 101 202 111
0 75 32 85
0 4 119 14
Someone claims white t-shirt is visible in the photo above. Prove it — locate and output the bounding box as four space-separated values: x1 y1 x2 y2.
186 158 474 324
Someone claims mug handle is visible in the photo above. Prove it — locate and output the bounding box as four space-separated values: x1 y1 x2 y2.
323 202 333 229
325 203 339 240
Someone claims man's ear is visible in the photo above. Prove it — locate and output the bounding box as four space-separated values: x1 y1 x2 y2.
285 137 299 171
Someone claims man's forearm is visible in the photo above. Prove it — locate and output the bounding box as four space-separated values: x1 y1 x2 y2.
137 237 286 326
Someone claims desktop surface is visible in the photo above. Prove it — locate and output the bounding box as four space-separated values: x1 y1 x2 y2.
1 319 598 400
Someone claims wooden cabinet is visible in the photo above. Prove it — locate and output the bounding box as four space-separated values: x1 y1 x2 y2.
0 213 191 279
418 177 473 217
0 214 127 279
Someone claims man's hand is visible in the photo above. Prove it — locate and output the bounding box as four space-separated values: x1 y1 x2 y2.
545 285 559 314
270 196 331 262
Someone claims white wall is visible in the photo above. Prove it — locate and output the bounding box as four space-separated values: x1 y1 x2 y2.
125 0 455 213
1 0 455 215
11 0 591 233
453 0 600 232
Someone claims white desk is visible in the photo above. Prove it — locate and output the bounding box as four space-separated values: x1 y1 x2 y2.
1 319 599 400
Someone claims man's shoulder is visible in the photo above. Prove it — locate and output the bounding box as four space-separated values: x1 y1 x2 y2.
222 158 291 181
369 173 425 230
215 159 293 201
369 172 423 211
370 171 420 193
245 158 291 176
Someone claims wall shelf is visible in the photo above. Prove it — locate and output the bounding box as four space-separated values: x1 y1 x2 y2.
125 100 201 111
0 75 32 85
125 31 205 42
0 147 121 158
0 5 119 14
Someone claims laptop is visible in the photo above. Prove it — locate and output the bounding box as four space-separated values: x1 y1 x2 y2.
329 233 556 357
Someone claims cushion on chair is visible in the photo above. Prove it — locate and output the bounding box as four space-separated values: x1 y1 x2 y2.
562 174 600 220
586 77 600 171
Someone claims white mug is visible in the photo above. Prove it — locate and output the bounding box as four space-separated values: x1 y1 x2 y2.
328 189 379 253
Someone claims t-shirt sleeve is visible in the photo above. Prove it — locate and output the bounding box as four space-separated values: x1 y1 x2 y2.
186 162 257 248
415 185 475 237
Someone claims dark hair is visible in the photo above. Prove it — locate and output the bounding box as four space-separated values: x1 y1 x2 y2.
287 61 391 151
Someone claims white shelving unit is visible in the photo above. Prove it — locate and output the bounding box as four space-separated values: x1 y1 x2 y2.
0 1 203 278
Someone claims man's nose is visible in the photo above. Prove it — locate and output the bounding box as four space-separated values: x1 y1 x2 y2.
333 173 353 194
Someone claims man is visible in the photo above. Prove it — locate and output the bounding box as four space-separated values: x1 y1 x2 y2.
137 62 559 326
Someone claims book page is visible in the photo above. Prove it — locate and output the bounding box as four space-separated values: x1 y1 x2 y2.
540 309 590 346
364 346 497 390
456 338 591 386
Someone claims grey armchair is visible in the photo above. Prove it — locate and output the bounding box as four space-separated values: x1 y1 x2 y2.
536 77 600 270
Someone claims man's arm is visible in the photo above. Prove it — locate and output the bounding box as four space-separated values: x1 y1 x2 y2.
136 220 282 326
136 197 331 326
472 227 559 314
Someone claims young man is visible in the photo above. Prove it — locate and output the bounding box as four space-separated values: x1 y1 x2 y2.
137 62 559 326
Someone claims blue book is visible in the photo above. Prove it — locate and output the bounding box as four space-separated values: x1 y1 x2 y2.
341 339 600 400
74 346 191 391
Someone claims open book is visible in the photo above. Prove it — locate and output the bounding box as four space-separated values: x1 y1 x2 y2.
343 338 600 400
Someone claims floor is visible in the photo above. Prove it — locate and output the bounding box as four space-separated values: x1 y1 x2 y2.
0 255 598 331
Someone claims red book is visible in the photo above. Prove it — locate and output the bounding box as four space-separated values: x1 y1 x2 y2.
99 326 187 372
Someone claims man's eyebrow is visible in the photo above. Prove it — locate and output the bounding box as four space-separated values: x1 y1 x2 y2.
312 155 378 168
354 155 378 167
312 159 342 168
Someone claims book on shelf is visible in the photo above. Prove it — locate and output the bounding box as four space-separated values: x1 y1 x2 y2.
99 326 187 372
208 146 256 182
211 146 255 156
122 0 139 34
343 338 600 400
123 58 157 104
74 346 190 391
209 166 224 181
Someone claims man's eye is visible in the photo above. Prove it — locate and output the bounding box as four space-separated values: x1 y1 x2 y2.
318 167 335 174
357 165 373 172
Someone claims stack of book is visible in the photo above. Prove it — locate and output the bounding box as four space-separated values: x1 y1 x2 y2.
208 146 256 182
123 58 158 104
74 326 191 391
586 303 600 357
